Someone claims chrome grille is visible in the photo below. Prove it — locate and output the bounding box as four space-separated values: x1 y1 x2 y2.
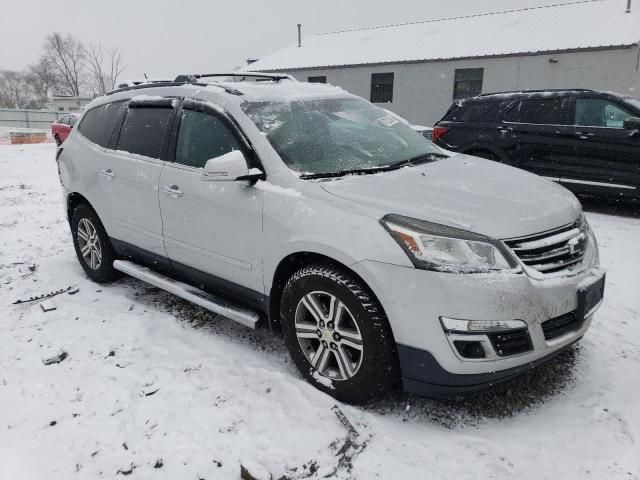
504 217 588 274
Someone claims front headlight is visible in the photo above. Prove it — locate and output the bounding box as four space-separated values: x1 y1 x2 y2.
381 214 517 273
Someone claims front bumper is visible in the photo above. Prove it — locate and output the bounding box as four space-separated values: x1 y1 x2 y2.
350 258 604 396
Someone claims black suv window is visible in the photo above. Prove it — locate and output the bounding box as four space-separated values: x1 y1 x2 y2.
78 102 127 148
116 106 173 159
443 101 499 122
517 98 569 125
575 98 635 128
175 109 243 168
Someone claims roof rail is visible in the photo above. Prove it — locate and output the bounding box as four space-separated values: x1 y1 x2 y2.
106 81 188 96
174 72 295 83
479 88 596 96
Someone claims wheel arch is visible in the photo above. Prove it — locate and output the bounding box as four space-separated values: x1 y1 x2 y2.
66 192 94 223
268 251 390 337
462 145 510 163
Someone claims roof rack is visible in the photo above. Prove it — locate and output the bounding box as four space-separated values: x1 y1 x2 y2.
173 72 295 83
479 88 596 96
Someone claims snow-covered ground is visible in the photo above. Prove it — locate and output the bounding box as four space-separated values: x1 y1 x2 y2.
1 143 639 479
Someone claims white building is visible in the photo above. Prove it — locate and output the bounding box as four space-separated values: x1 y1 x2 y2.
51 95 94 113
246 0 640 125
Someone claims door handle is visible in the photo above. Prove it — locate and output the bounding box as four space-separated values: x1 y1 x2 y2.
163 184 183 197
497 126 513 133
99 168 114 179
575 131 595 139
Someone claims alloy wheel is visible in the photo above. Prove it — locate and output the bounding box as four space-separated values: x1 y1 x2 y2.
294 290 364 381
77 218 102 270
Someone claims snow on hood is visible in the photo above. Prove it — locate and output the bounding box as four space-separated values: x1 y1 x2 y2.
320 154 581 239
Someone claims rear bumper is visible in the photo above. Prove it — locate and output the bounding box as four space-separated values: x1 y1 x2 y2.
397 338 580 397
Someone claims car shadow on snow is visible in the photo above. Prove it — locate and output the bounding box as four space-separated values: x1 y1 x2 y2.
120 279 582 429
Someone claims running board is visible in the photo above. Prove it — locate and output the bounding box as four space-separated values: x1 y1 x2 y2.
113 260 260 329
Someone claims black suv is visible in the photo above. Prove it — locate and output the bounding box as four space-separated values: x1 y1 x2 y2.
434 89 640 199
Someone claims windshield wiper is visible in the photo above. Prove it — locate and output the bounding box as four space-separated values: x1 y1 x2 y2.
299 152 450 180
387 152 450 170
300 166 390 180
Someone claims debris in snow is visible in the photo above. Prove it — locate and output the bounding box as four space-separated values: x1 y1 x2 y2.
67 287 80 295
116 463 136 476
213 459 222 468
122 442 128 451
40 300 56 312
331 405 359 440
241 461 272 480
153 458 163 469
43 351 68 365
143 388 160 397
12 286 74 305
49 420 57 427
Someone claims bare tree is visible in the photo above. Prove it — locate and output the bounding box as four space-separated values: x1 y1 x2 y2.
25 58 59 108
42 32 86 96
0 70 31 108
86 44 125 95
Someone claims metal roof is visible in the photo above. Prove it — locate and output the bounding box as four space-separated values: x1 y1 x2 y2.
246 0 640 72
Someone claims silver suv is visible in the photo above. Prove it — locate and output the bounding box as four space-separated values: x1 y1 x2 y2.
57 73 605 403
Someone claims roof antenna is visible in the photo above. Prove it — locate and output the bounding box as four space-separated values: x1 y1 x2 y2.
297 23 302 47
627 0 632 12
143 73 148 80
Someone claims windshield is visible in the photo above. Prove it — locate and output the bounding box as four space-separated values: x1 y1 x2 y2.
241 97 441 176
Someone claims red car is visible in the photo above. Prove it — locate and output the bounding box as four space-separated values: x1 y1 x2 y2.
51 114 79 146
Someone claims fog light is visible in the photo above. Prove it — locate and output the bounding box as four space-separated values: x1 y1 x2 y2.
440 317 527 334
453 340 486 359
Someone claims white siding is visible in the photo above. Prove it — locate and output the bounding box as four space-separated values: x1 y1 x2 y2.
282 47 640 125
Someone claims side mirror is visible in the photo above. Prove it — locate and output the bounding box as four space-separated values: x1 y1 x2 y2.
623 116 640 131
202 150 263 182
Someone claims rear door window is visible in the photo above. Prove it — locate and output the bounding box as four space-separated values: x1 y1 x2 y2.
78 101 127 148
175 108 244 168
116 106 173 159
518 98 570 125
575 98 635 128
68 116 77 127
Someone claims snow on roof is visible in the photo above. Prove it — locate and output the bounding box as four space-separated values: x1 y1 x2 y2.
247 0 640 71
213 80 349 102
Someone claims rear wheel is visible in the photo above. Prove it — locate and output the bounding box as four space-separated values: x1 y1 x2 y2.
70 203 120 283
280 264 399 403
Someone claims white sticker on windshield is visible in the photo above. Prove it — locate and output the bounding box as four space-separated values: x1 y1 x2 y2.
378 115 400 127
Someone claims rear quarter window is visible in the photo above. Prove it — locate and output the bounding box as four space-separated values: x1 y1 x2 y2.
78 101 127 148
442 101 499 122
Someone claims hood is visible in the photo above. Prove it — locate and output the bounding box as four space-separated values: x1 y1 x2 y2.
320 154 581 239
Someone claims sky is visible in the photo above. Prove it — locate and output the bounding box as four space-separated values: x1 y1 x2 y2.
0 0 565 80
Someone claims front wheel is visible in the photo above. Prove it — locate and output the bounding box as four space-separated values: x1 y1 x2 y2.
280 264 399 403
70 203 120 283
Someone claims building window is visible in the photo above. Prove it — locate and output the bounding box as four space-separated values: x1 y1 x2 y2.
370 73 394 103
453 68 484 100
308 76 326 84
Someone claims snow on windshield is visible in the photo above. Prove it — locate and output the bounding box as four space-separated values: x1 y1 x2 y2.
241 97 439 175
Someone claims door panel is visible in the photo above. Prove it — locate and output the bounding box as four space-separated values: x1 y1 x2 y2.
560 98 640 192
101 151 166 257
159 164 263 292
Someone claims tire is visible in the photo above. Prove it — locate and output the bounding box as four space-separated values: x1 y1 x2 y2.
54 134 61 146
70 203 120 283
280 264 399 403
